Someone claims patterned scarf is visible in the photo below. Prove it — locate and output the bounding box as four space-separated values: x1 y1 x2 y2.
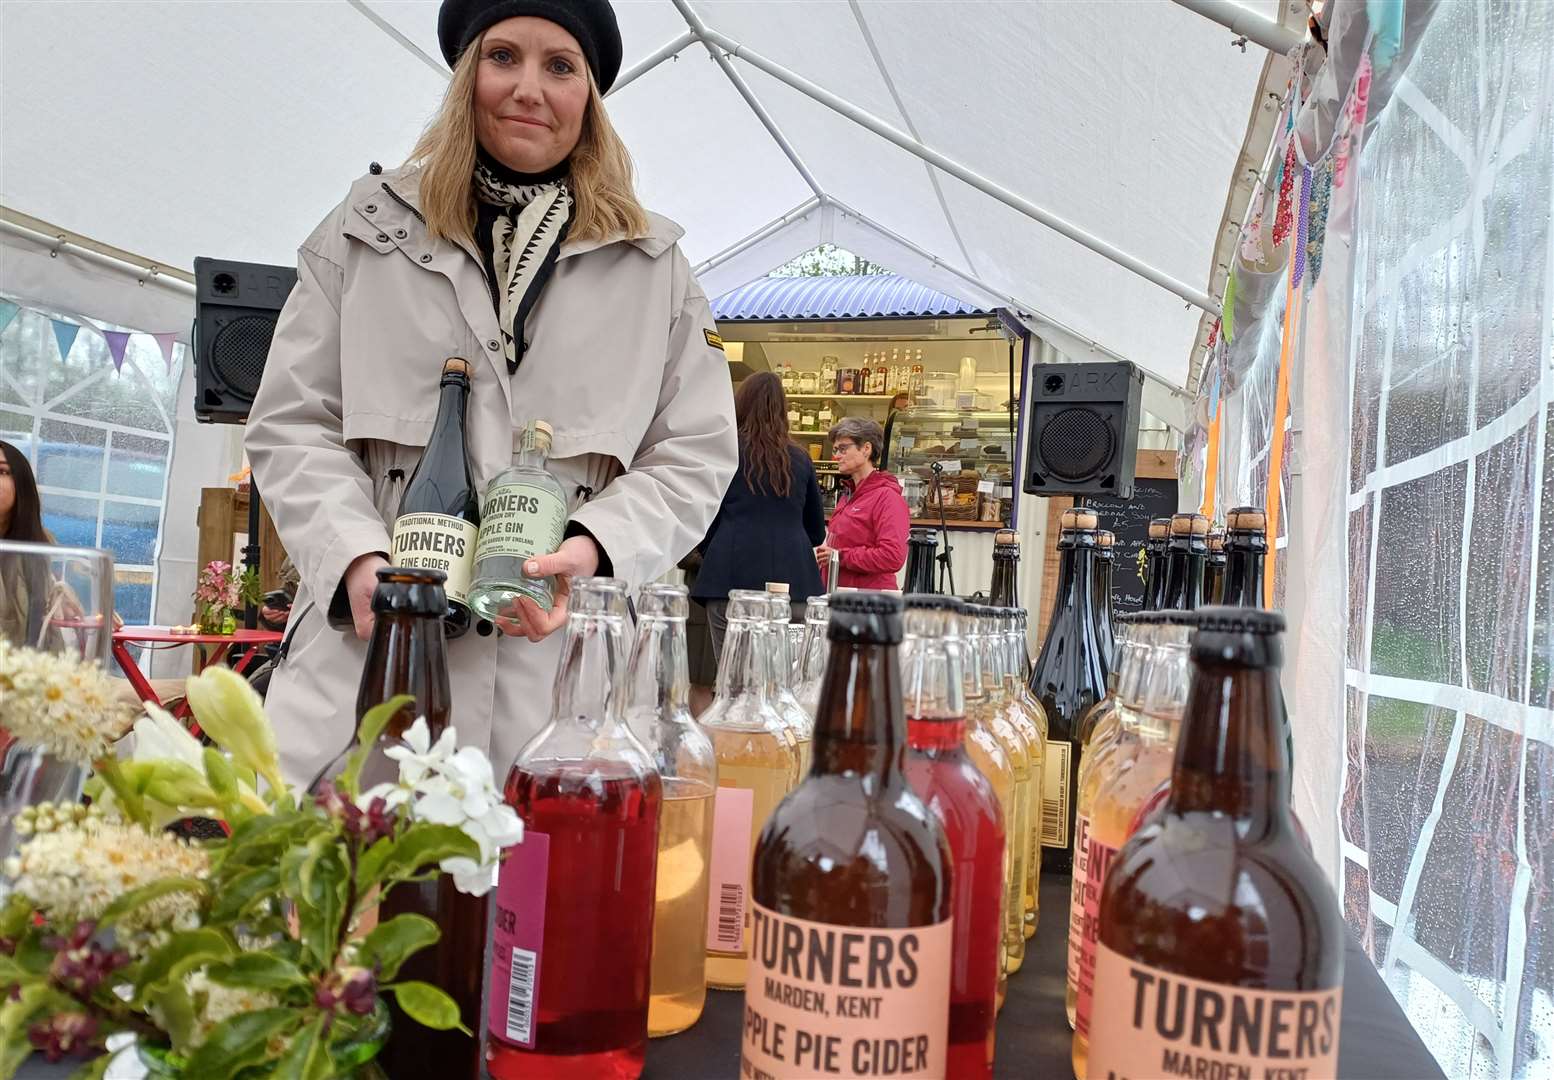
473 158 573 374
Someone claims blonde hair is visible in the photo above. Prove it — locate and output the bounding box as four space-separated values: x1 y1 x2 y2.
408 35 650 248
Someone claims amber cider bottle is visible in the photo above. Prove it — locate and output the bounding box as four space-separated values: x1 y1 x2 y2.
1088 608 1344 1080
986 607 1046 941
311 567 486 1079
744 592 954 1079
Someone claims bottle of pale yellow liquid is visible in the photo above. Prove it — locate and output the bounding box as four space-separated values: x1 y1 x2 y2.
1072 612 1194 1079
1065 613 1153 1027
994 606 1048 940
763 585 813 778
699 590 800 989
623 583 717 1038
958 614 1015 1012
966 604 1029 976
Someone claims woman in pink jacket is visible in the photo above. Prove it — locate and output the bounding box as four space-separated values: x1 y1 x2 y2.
816 416 910 590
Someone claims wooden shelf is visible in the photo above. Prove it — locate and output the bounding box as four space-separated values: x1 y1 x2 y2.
792 430 828 438
786 393 895 401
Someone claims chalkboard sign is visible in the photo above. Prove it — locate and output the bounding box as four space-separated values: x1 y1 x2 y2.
1084 477 1178 614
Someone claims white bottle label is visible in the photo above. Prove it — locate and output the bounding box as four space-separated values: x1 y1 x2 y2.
475 482 567 563
390 512 477 605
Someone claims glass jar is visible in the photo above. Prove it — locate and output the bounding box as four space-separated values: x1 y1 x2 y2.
820 355 838 388
797 370 817 395
801 407 818 431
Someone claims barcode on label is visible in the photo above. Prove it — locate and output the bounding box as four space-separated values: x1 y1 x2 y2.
1040 740 1073 848
715 882 745 949
505 947 537 1044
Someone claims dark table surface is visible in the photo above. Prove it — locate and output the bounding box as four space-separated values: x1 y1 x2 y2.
18 877 1443 1079
645 876 1446 1079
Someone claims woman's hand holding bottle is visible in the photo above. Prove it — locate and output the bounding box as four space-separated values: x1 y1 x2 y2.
492 535 599 641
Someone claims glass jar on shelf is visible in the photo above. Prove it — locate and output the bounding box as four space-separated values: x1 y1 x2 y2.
818 401 834 430
801 407 818 431
797 370 817 395
820 355 837 389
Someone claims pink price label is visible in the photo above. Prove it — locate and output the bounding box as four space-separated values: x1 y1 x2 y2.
488 829 549 1048
706 786 755 952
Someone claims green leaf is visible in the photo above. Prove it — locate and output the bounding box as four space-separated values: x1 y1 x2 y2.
223 812 317 870
290 842 347 968
65 1049 117 1080
388 980 469 1034
0 953 30 985
182 1006 299 1080
0 983 80 1077
146 982 198 1054
209 865 282 924
270 1013 330 1080
97 877 207 930
204 952 310 993
133 928 237 1006
203 747 245 812
357 913 441 982
368 826 480 892
336 695 413 796
0 894 32 940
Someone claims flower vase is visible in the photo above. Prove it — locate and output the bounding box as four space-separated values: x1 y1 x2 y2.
0 739 87 889
221 612 237 635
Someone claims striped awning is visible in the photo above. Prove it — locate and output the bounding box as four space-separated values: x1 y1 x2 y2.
711 274 990 322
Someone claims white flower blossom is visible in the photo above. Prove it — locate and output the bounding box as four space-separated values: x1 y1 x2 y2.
7 816 209 941
364 717 522 896
131 705 206 767
0 643 138 764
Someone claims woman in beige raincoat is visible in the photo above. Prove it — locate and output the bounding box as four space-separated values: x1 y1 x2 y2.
245 0 736 785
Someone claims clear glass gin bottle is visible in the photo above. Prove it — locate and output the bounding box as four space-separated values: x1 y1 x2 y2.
470 420 569 616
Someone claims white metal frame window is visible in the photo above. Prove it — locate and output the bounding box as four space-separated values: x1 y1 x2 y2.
0 300 183 625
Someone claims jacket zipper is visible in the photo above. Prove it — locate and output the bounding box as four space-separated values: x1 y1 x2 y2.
383 181 498 306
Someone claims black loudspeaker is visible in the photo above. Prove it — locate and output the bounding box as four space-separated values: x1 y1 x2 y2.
1023 360 1144 499
192 258 297 423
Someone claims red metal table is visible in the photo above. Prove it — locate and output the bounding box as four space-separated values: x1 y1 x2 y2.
111 626 282 729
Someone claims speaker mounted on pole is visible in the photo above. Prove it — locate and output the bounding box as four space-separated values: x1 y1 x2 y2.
1022 360 1144 499
192 258 296 424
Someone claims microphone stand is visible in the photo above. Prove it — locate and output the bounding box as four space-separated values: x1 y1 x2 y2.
930 460 956 596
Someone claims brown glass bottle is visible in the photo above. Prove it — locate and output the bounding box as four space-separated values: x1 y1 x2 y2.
745 592 954 1079
1029 508 1107 874
1160 512 1209 610
1202 527 1227 605
988 529 1020 608
1141 517 1171 610
1091 530 1116 674
1087 608 1345 1080
312 567 487 1078
1221 505 1268 608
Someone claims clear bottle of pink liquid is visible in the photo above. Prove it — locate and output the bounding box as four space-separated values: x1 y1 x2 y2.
486 577 663 1080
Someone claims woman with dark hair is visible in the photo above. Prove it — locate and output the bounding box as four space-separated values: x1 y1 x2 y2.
0 440 65 649
694 371 825 660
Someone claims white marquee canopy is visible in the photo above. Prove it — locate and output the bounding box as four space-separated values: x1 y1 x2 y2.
1 0 1297 390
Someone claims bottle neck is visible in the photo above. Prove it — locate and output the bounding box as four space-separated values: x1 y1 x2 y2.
907 716 968 752
431 375 471 441
990 552 1018 607
552 607 627 731
515 436 551 471
1168 658 1292 834
813 640 904 779
1221 543 1266 608
624 614 689 723
1162 540 1205 610
901 618 967 752
357 611 450 737
715 616 775 704
1034 540 1105 691
768 615 795 693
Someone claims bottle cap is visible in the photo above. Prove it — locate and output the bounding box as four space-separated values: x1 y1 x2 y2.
1060 507 1099 531
904 594 964 612
994 529 1019 546
1170 512 1210 537
766 581 791 595
1194 606 1285 635
441 357 472 379
1096 530 1114 548
1147 517 1171 540
828 591 904 645
1226 506 1267 532
1207 530 1226 553
1154 608 1201 628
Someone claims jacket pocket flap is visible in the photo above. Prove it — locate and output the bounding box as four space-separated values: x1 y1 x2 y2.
543 427 633 470
344 412 433 448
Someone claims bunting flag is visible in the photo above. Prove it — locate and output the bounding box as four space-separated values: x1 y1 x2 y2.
151 332 179 373
0 300 18 337
103 330 133 373
50 318 80 361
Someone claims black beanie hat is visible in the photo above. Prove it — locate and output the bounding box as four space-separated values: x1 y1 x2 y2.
438 0 623 92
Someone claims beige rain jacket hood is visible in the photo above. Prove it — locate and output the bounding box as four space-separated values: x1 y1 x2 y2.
245 163 736 784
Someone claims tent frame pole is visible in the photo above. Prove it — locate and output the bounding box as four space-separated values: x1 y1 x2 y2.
693 196 824 278
608 30 697 96
676 10 1217 314
1169 0 1305 54
673 0 824 198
